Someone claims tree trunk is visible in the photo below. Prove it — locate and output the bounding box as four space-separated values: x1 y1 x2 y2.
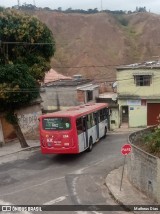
5 111 29 148
12 121 29 148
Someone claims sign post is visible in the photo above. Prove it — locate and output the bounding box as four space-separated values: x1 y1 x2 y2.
120 144 132 191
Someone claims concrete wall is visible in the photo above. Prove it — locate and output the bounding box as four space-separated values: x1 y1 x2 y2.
129 105 147 127
127 128 160 203
0 103 41 143
110 108 119 130
91 88 99 103
41 87 78 110
16 103 42 140
118 99 147 127
41 86 99 110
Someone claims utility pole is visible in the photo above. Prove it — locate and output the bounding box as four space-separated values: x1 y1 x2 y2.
101 0 103 11
33 0 36 6
17 0 20 9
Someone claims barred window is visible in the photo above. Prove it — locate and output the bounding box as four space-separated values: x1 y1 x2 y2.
76 118 83 134
134 75 151 86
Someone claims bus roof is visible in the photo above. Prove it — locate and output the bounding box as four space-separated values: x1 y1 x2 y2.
40 103 108 118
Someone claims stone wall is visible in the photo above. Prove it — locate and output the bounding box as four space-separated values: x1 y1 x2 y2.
127 127 160 203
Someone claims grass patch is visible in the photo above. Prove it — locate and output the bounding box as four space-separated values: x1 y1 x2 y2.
135 127 160 158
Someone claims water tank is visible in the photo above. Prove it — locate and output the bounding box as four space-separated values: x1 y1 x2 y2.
73 74 83 81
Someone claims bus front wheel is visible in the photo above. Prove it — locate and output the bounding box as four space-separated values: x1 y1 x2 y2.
87 137 93 152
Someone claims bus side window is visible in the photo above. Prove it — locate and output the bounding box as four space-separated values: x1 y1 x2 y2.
91 113 95 126
100 108 107 121
76 118 83 134
94 112 98 124
104 108 108 119
100 110 103 122
87 115 92 128
97 111 100 123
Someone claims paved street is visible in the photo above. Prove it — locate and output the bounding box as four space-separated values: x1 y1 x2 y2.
0 132 131 214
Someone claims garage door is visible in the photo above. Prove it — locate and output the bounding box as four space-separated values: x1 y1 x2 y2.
147 103 160 126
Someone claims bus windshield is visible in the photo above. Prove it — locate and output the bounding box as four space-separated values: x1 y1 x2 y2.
42 117 71 130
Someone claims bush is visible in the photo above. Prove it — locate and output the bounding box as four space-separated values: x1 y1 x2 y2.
142 127 160 153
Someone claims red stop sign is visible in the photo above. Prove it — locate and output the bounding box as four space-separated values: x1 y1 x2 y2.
121 144 132 155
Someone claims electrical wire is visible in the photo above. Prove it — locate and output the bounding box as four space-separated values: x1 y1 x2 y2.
0 75 159 92
1 66 160 92
1 42 55 45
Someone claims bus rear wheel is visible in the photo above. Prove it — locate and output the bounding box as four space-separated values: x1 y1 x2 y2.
87 137 93 152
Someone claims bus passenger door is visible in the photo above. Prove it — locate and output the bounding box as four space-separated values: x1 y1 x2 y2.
94 112 99 140
83 116 88 149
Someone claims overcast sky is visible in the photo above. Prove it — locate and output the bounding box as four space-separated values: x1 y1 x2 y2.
0 0 160 14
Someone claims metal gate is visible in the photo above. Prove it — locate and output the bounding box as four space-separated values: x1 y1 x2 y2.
147 103 160 125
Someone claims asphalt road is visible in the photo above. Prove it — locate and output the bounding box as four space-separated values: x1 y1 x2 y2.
0 132 131 214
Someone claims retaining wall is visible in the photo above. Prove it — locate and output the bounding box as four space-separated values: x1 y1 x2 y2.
127 127 160 203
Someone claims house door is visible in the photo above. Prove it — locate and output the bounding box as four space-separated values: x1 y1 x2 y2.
147 103 160 125
121 106 129 123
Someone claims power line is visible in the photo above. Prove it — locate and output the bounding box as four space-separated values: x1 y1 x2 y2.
51 65 118 68
1 42 55 45
2 40 160 47
0 76 158 93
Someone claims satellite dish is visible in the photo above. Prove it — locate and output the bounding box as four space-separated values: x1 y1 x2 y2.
112 94 117 101
112 81 117 88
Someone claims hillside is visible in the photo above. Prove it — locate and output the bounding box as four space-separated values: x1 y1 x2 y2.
33 11 160 82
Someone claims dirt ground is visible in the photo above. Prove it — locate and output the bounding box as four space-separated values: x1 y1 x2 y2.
34 11 160 80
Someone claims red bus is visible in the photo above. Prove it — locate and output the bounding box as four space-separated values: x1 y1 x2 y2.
39 103 109 154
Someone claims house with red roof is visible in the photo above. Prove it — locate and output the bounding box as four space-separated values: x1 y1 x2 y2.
44 69 71 84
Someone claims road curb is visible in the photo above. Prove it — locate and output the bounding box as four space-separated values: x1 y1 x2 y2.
105 172 132 213
105 167 132 213
105 167 158 214
0 145 40 158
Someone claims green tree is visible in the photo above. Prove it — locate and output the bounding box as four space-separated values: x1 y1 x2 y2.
0 9 56 147
0 64 39 148
0 9 55 81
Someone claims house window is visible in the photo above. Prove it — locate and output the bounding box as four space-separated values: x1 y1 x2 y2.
86 90 93 102
134 75 151 86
